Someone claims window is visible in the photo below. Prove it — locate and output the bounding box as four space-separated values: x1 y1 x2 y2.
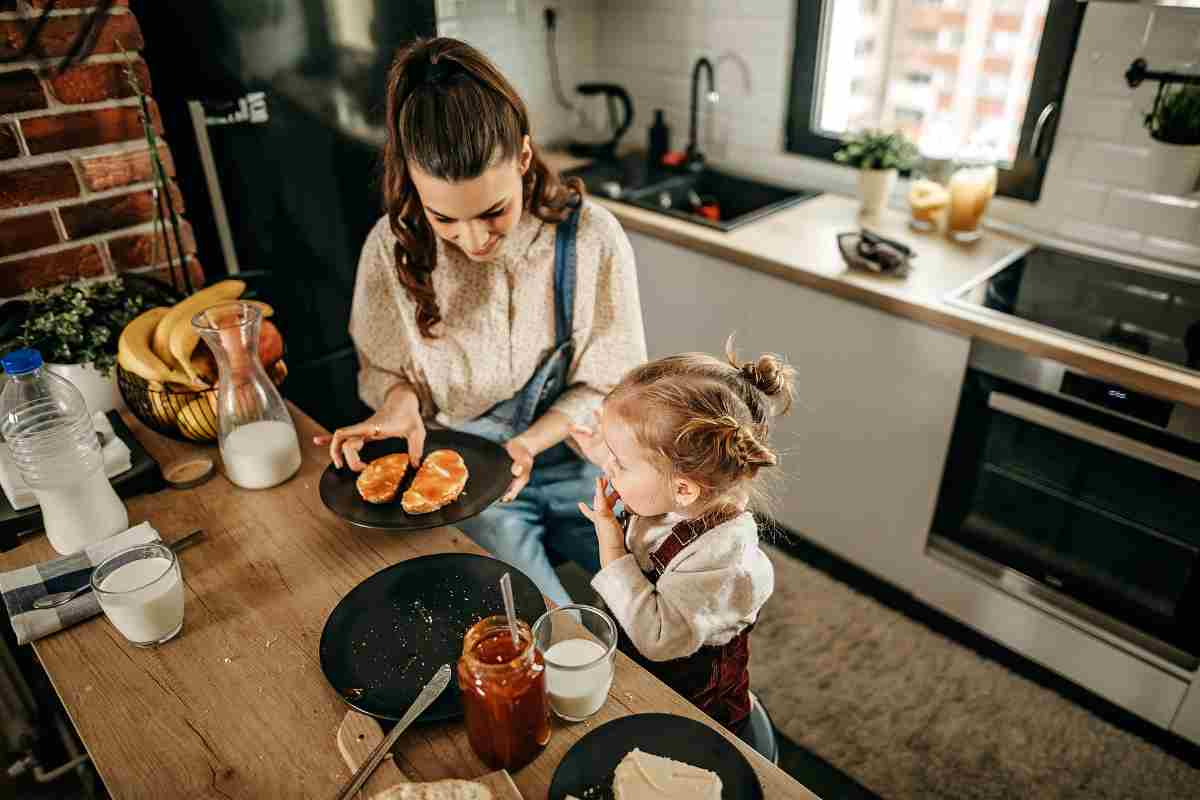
786 0 1085 201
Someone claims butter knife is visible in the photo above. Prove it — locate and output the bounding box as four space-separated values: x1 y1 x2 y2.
334 663 452 800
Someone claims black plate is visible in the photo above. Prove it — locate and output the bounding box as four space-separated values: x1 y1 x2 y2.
319 553 546 722
319 430 512 531
549 713 764 800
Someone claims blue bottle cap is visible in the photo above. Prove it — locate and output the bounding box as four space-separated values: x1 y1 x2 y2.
1 348 44 375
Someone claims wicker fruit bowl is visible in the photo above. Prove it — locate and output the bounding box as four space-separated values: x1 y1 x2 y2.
114 279 287 444
117 358 287 444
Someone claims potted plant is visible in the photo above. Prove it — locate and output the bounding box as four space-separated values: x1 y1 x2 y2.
835 130 920 215
1143 83 1200 196
2 278 160 414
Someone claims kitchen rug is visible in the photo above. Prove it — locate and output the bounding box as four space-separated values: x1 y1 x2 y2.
751 542 1200 799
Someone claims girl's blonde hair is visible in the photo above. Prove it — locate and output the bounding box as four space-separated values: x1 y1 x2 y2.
607 336 796 510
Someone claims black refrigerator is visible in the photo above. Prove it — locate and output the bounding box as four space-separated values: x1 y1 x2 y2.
131 1 437 430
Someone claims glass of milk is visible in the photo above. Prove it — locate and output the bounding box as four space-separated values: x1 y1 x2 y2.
90 542 185 647
532 604 617 722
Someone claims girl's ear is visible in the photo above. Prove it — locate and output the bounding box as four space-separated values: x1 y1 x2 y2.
519 135 533 175
674 477 702 509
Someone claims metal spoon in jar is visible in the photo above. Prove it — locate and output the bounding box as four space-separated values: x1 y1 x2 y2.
32 529 205 610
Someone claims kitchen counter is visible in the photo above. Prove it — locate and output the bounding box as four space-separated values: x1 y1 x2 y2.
545 152 1200 407
0 407 814 799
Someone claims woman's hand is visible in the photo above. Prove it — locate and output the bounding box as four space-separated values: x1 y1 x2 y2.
312 387 425 471
568 410 608 469
501 437 535 503
579 477 626 565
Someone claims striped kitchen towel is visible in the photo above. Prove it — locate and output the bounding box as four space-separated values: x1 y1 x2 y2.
0 522 159 645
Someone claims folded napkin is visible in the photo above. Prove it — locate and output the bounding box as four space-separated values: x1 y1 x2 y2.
0 522 159 645
837 230 915 277
0 412 132 511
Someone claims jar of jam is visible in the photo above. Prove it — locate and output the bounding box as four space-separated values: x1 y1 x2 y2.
457 616 551 771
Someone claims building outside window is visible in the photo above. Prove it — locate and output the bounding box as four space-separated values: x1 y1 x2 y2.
787 0 1084 201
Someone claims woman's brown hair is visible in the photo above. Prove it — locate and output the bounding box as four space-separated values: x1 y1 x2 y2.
383 37 582 338
607 336 796 512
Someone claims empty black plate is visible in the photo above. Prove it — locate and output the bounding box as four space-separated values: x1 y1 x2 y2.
319 430 512 531
319 553 547 722
549 713 764 800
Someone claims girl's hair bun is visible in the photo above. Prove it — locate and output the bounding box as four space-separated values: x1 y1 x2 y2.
728 345 795 415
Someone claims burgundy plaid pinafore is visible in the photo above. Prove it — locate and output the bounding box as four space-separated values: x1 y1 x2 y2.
614 509 753 730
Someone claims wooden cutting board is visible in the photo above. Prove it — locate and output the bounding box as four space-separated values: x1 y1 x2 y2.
336 709 523 800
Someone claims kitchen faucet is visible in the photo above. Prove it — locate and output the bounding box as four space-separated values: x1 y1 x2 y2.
687 57 718 170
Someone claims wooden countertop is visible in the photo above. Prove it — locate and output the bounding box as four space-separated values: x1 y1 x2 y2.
0 408 816 800
545 153 1200 407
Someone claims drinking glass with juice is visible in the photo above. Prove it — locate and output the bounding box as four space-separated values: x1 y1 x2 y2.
947 160 997 243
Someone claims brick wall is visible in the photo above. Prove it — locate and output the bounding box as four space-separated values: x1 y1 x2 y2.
0 1 204 300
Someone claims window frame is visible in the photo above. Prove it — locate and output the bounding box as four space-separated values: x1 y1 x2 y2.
785 0 1087 202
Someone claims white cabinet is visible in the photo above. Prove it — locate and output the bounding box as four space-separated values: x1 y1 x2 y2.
628 231 969 581
628 231 1195 733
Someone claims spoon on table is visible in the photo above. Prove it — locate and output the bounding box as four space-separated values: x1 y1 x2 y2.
32 529 205 610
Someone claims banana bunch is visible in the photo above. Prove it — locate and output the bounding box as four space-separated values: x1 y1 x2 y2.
117 280 287 440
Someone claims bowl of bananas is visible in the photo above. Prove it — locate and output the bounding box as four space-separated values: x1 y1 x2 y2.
116 280 286 443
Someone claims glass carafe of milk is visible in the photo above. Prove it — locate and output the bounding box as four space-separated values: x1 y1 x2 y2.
192 301 301 490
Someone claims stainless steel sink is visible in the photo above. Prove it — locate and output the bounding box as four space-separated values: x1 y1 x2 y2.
563 155 820 231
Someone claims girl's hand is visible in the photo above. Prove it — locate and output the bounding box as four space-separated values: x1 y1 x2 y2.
568 410 608 469
579 477 625 561
502 437 535 502
313 388 425 471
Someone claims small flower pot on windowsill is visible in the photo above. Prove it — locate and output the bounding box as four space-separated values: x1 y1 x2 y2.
858 168 898 215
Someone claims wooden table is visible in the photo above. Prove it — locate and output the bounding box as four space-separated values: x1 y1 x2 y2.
0 407 817 799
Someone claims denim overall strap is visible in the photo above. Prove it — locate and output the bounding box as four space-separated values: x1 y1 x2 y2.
553 202 580 348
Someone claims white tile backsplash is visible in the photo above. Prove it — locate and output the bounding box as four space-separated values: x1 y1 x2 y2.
1070 141 1153 189
1106 190 1200 242
1059 95 1134 138
1147 8 1200 61
438 0 600 147
447 0 1200 267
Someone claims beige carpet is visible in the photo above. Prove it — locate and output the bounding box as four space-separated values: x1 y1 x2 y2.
751 545 1200 800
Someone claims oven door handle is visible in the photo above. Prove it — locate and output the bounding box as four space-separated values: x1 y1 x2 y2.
989 392 1200 482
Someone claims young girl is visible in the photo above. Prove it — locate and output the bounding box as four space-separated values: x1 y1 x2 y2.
574 340 794 732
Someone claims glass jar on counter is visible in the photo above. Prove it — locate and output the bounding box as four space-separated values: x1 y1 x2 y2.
457 616 551 771
946 157 998 243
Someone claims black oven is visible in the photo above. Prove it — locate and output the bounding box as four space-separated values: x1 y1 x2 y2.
929 341 1200 670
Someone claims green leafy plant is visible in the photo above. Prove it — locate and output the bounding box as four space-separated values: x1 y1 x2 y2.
13 279 152 376
834 129 920 171
1144 85 1200 146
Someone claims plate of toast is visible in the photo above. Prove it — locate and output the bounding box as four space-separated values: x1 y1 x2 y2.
318 430 512 531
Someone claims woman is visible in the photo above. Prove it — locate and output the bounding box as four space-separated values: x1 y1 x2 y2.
316 37 647 607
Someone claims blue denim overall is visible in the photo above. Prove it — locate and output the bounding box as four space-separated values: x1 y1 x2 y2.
452 206 602 607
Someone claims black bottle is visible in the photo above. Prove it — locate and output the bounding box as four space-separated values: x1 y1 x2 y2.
647 109 670 168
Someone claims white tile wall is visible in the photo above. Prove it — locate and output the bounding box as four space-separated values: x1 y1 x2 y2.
446 1 1200 267
436 0 600 147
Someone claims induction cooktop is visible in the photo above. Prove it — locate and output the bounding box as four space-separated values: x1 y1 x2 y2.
952 246 1200 374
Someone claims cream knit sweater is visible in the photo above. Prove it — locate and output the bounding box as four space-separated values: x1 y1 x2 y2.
591 511 774 663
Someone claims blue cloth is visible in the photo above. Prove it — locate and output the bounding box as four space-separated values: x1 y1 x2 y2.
452 205 600 606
